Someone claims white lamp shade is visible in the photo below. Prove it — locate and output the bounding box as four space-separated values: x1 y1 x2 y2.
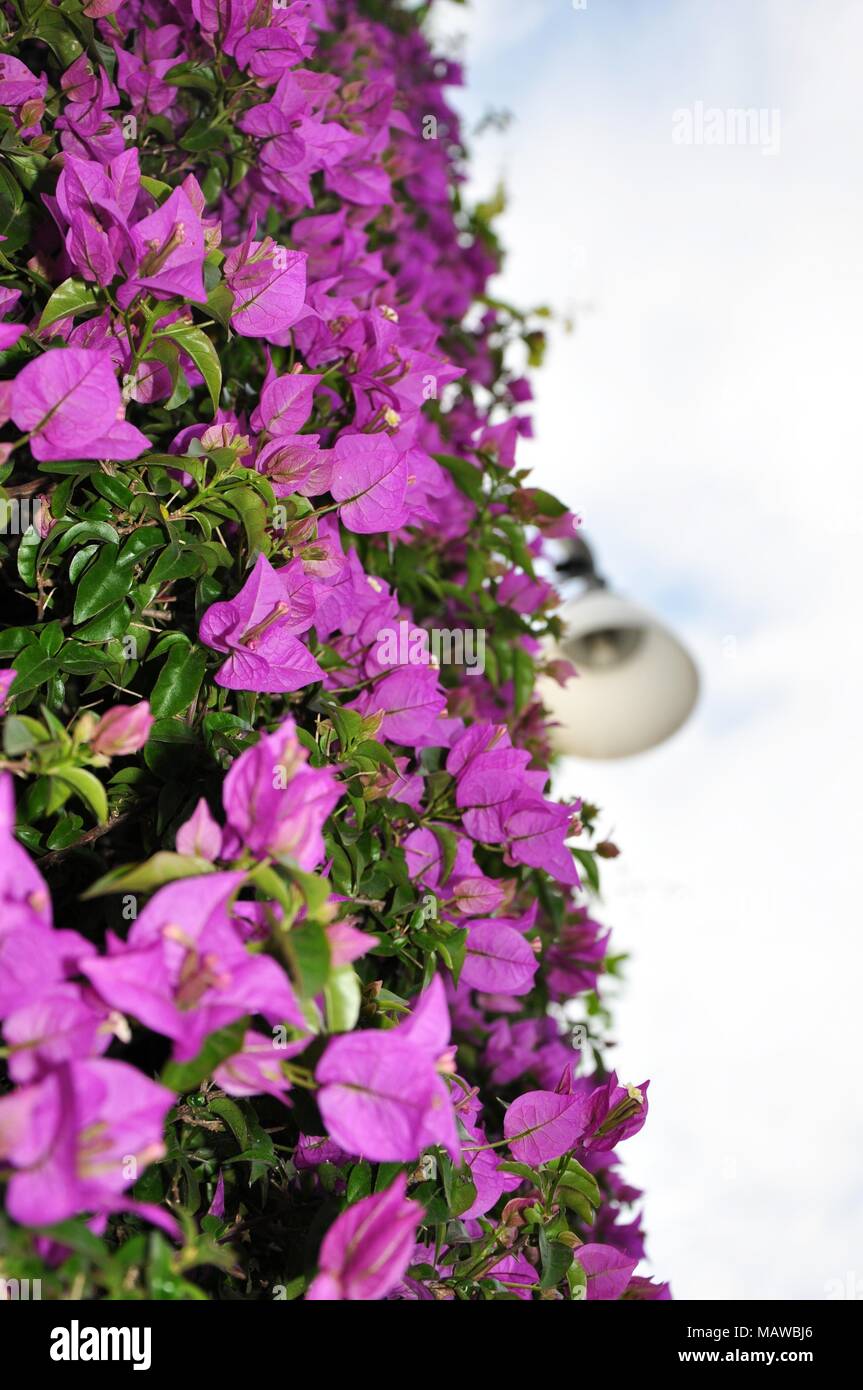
538 590 699 759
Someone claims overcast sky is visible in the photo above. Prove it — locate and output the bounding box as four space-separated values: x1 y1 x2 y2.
431 0 863 1300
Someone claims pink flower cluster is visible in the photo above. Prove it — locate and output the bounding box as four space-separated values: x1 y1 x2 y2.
0 0 666 1301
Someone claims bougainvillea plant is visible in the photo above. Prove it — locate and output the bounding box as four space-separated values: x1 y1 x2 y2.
0 0 669 1301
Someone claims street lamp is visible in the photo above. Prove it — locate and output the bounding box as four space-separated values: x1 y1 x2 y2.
538 537 699 759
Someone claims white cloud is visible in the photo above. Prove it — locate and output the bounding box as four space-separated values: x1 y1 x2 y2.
430 0 559 63
443 0 863 1298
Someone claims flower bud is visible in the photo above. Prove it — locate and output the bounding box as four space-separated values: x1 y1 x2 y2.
20 99 45 128
91 701 154 757
74 712 98 744
0 667 16 714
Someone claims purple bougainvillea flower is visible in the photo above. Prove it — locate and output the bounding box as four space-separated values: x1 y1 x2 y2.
330 433 408 533
251 369 321 436
0 1058 174 1227
451 875 507 917
90 700 153 756
213 1030 303 1103
455 1089 521 1221
294 1133 351 1171
0 924 96 1019
306 1174 422 1301
622 1275 671 1300
233 26 311 86
395 974 453 1060
199 552 323 692
2 983 114 1083
83 0 126 15
580 1072 650 1151
221 718 341 869
450 726 533 842
461 921 539 997
575 1243 639 1301
0 287 25 349
207 1170 225 1220
175 797 223 862
10 348 150 462
52 154 130 286
326 920 379 968
0 773 53 933
0 54 46 109
316 977 459 1162
484 1251 540 1299
83 873 306 1060
224 236 307 343
350 666 446 745
545 908 609 1001
254 434 332 498
0 323 26 350
504 1088 591 1165
503 797 580 887
317 1033 452 1162
0 774 96 1017
118 186 206 306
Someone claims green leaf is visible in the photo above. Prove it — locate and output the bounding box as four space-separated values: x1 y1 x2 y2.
82 851 217 898
73 544 131 623
150 641 208 718
143 718 201 780
0 164 24 235
46 811 85 850
441 1162 478 1219
323 965 362 1033
54 520 120 554
572 848 600 894
208 1096 249 1151
34 1219 109 1263
430 824 459 883
179 118 226 152
8 647 58 698
39 620 64 657
140 175 172 203
161 323 221 413
285 920 330 998
206 282 235 329
288 867 332 917
57 640 106 675
223 485 268 556
143 338 181 393
3 715 45 755
434 454 484 503
163 61 218 95
38 277 98 331
52 765 108 824
512 644 535 715
68 544 98 584
373 1162 405 1194
556 1158 602 1207
16 526 41 588
353 739 397 770
498 1160 539 1183
73 601 129 643
567 1260 588 1301
33 11 84 64
539 1229 573 1290
346 1161 373 1204
161 1020 248 1093
528 487 568 518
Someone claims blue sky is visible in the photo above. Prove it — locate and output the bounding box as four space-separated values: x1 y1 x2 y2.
431 0 863 1299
